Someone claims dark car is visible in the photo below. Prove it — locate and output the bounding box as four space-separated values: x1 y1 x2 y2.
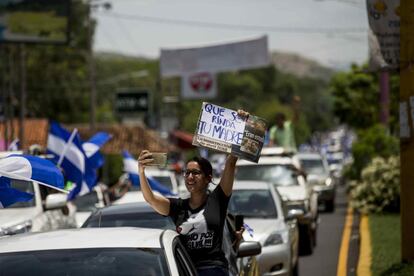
82 201 260 276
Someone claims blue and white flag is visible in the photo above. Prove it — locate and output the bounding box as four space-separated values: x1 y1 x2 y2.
82 132 112 169
0 177 33 208
7 138 20 151
122 150 175 196
47 121 96 200
243 223 254 238
0 154 65 208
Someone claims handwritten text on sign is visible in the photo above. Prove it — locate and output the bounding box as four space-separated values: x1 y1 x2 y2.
198 103 246 145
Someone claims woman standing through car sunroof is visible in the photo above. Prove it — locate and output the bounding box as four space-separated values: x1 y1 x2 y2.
138 110 248 276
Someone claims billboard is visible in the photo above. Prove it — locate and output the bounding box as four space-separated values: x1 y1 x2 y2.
366 0 400 70
0 0 70 44
160 36 270 77
181 72 217 99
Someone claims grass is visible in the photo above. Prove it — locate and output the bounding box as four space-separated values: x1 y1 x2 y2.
369 213 414 276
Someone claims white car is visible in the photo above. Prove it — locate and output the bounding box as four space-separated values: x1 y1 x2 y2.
228 180 300 276
236 147 318 255
0 179 76 236
0 227 198 275
113 168 179 205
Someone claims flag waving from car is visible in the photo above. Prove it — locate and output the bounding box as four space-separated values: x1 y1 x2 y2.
82 132 112 170
47 121 97 200
122 150 175 196
0 154 65 208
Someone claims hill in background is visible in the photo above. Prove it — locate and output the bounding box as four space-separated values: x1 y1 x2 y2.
271 51 336 82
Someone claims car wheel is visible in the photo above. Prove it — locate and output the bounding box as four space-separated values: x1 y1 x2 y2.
325 199 335 212
299 224 313 255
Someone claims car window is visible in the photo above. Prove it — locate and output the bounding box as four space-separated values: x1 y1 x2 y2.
236 165 299 186
84 212 176 230
4 180 36 208
72 191 99 212
0 248 169 276
174 239 197 276
300 159 328 176
228 189 277 218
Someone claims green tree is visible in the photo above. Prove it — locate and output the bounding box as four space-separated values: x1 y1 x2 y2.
330 64 399 132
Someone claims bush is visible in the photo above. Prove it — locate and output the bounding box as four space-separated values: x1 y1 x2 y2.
344 124 399 181
350 156 400 214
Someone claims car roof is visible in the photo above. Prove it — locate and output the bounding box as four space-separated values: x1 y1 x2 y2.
232 180 272 190
95 202 155 216
0 227 172 253
237 156 295 166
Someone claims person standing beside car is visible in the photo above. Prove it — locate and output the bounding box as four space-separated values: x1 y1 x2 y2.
138 111 248 276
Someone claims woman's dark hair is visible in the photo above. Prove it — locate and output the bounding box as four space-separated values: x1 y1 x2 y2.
187 156 213 177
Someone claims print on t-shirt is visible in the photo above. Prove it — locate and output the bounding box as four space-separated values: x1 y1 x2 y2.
177 209 215 250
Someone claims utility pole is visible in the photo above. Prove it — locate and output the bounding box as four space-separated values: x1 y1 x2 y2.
400 0 414 262
88 3 97 131
379 70 389 126
19 44 26 149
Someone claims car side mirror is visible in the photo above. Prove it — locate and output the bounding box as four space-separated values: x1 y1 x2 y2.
237 241 261 258
45 193 67 210
286 209 304 221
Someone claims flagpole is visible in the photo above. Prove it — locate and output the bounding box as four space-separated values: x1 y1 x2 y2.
57 128 78 168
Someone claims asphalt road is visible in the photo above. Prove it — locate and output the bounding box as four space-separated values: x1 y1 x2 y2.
299 184 349 276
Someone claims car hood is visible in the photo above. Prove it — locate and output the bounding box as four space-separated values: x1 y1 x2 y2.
0 207 38 228
276 186 307 201
242 218 286 244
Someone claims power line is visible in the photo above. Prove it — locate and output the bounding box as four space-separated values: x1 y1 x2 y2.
98 11 367 35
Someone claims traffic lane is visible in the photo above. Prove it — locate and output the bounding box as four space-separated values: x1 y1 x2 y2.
299 184 348 276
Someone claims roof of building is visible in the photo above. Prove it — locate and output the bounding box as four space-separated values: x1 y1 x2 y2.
0 119 177 155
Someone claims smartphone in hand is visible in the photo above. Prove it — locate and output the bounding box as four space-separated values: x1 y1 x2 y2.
147 152 168 168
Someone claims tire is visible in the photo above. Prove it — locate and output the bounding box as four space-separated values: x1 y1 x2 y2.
299 224 314 255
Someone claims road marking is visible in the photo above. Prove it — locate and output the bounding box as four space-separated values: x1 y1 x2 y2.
337 206 353 276
357 215 372 276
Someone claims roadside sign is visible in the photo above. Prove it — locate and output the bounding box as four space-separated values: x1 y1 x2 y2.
115 90 149 113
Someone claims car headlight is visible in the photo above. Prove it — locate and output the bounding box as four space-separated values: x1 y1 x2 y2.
325 178 332 186
286 199 308 212
264 231 288 247
0 220 32 236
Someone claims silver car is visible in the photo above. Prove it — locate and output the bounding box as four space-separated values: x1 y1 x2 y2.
297 152 336 212
228 181 300 276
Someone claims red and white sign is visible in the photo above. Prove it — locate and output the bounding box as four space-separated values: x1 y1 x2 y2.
181 72 217 99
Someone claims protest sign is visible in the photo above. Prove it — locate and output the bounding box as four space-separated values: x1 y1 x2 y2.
192 102 267 162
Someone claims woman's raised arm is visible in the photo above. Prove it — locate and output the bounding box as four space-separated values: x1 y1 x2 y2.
138 150 171 216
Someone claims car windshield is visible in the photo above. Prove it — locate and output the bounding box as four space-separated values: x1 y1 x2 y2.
4 180 36 208
228 189 277 218
236 165 299 186
300 158 328 176
84 212 176 230
72 191 99 212
0 248 169 276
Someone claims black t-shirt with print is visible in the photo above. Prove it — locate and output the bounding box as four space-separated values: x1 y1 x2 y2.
168 185 230 269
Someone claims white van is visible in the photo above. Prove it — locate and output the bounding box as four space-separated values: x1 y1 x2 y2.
0 179 76 236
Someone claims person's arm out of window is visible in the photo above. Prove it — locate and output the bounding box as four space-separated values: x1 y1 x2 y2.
138 150 170 215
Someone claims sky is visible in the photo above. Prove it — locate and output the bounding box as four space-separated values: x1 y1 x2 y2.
93 0 369 70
